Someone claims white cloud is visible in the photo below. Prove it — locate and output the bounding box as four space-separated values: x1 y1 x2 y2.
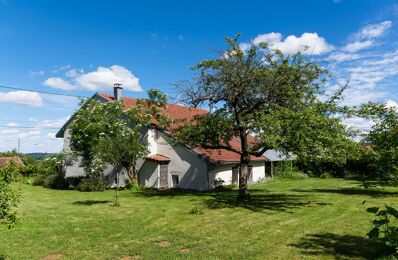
43 65 142 92
244 32 334 55
6 122 18 127
252 32 282 46
354 21 392 40
0 91 42 107
51 64 71 73
178 35 184 41
29 70 45 77
39 116 69 128
43 77 77 90
150 33 157 40
65 68 84 78
328 52 362 62
47 133 56 139
74 65 142 91
343 40 374 52
343 116 374 132
340 21 392 53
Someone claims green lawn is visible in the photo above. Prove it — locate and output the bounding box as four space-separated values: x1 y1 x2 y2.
1 178 397 259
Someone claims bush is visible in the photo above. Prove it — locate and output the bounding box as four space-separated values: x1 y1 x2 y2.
125 180 144 191
42 172 69 190
189 206 204 215
366 204 398 257
19 164 38 177
77 178 107 192
213 178 225 188
275 168 307 180
319 172 333 179
212 184 236 192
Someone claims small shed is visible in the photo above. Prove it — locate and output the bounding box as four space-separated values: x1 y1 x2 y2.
263 150 294 177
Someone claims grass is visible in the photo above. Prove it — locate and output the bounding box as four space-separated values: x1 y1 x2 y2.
1 178 398 259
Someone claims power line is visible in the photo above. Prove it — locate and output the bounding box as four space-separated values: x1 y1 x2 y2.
0 125 60 130
0 85 90 98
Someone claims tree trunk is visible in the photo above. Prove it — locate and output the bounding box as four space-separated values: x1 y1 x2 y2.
126 162 138 183
238 126 251 200
238 153 250 200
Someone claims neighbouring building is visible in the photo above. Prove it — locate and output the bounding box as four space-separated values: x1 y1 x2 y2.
0 156 25 167
56 86 268 190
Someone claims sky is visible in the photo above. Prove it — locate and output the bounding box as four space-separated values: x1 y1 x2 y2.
0 0 398 153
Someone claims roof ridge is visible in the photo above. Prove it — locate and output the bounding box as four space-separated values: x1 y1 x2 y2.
96 92 208 112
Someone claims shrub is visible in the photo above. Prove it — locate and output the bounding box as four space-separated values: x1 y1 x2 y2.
19 164 38 177
42 172 69 190
213 178 225 188
189 206 204 215
213 184 236 192
366 204 398 257
65 176 84 190
125 180 144 191
77 178 107 192
32 176 45 186
276 168 307 180
319 172 333 179
0 162 20 228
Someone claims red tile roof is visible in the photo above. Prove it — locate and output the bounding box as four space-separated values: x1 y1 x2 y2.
98 93 208 127
0 156 25 167
147 154 171 162
98 93 267 164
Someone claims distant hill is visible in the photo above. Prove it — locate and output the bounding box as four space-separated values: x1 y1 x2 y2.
24 153 57 160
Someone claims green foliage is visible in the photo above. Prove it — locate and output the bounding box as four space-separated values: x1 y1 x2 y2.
0 162 20 228
77 178 107 192
366 204 398 257
125 180 144 191
69 89 170 180
319 172 333 179
360 102 398 179
189 205 204 215
275 168 307 180
42 172 70 190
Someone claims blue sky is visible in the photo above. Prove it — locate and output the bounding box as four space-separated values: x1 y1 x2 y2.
0 0 397 153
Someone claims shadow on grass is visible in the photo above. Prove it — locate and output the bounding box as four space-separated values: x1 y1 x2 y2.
134 189 330 212
291 188 398 198
72 200 111 206
290 232 391 259
204 192 330 212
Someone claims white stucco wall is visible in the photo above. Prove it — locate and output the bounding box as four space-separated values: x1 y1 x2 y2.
208 161 266 188
154 129 210 190
138 160 159 188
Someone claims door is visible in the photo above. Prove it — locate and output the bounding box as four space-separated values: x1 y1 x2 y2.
232 166 253 185
159 163 169 188
248 166 253 184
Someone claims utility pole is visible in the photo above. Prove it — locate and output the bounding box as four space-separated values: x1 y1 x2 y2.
17 138 21 153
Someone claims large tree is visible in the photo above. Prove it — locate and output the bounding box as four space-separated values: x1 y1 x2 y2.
68 89 170 182
175 35 351 198
360 102 398 177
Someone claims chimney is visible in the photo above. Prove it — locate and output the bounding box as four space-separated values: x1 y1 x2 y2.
113 83 123 101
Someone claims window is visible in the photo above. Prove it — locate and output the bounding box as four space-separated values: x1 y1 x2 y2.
172 174 179 187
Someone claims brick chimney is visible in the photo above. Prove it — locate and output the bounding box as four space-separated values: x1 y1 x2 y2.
113 83 123 101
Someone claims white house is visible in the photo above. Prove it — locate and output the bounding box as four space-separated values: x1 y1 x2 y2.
56 86 268 191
